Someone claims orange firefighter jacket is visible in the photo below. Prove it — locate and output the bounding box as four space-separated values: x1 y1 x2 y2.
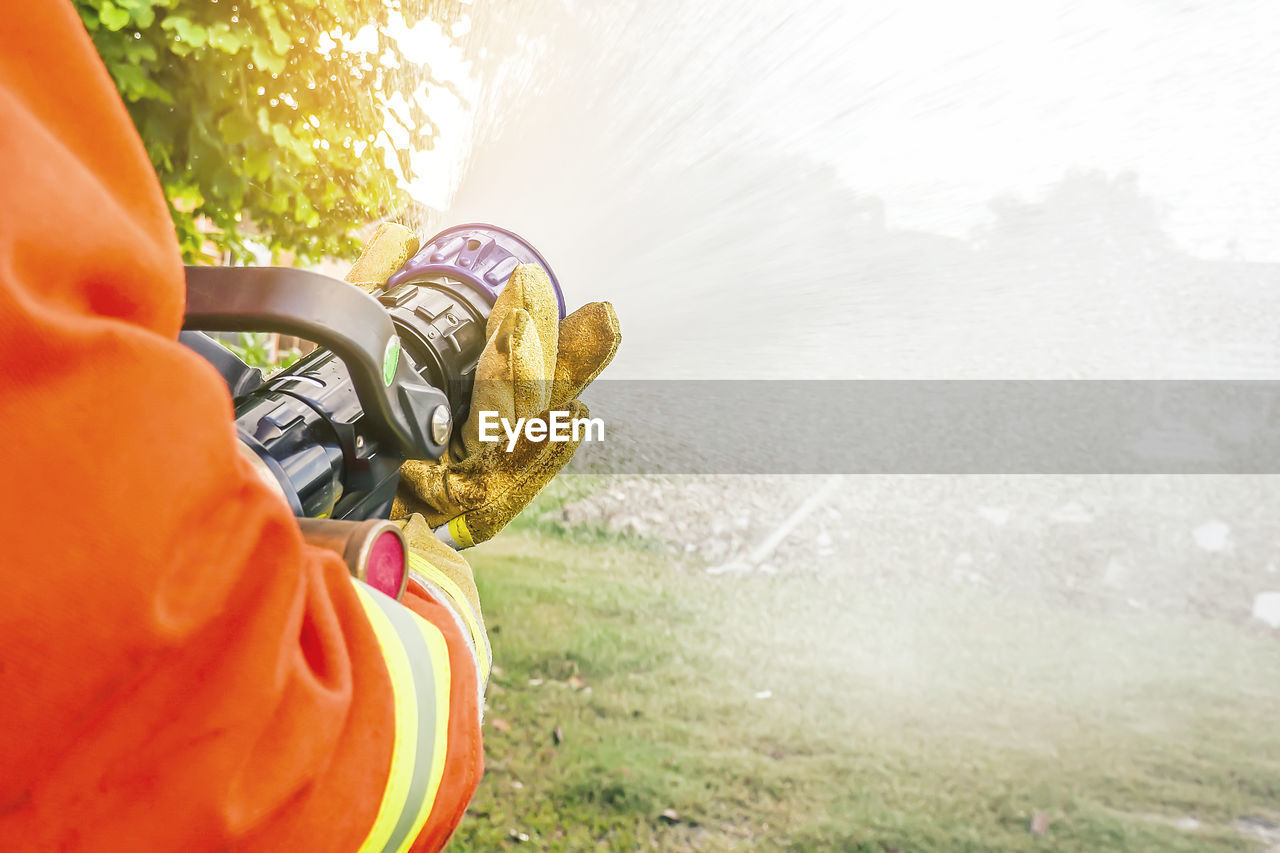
0 4 483 851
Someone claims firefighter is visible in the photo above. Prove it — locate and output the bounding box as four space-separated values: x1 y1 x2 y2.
0 3 620 850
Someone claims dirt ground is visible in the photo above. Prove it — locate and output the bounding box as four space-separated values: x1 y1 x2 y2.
545 474 1280 627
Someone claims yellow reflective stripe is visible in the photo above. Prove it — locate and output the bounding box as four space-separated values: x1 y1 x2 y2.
353 583 419 853
407 551 490 683
352 582 452 853
447 515 475 549
391 613 451 853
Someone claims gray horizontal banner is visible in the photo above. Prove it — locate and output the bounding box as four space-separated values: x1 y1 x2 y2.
555 381 1280 474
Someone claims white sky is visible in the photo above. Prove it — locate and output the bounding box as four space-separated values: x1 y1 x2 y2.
755 0 1280 259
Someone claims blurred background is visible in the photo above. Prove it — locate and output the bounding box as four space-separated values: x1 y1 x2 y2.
83 0 1280 848
434 0 1280 381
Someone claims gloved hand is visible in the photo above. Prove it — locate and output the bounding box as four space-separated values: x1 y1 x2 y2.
344 221 421 294
345 222 621 548
398 513 491 687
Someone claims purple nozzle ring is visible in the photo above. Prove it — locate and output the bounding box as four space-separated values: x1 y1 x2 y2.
385 223 567 319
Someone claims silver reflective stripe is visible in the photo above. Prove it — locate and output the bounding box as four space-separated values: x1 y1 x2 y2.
409 570 487 719
433 523 463 551
358 585 442 853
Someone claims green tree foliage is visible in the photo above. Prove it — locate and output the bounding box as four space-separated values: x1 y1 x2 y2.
73 0 463 263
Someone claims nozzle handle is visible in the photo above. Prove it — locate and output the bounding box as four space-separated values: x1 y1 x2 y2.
183 266 451 461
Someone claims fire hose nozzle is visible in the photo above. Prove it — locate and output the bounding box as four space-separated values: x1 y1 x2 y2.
181 221 562 522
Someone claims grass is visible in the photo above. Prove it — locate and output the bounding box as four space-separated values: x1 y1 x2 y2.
447 480 1280 851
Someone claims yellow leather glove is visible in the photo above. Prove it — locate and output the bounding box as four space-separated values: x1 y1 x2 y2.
345 222 621 548
345 221 421 294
